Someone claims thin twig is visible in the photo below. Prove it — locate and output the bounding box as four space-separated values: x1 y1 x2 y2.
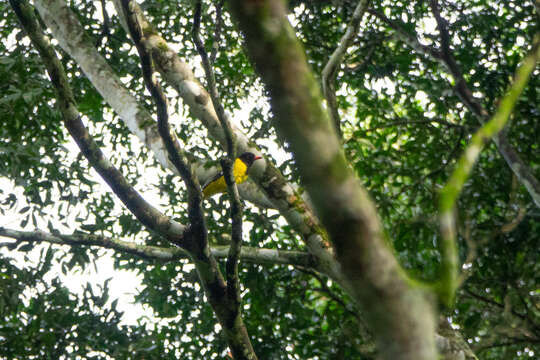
322 0 370 137
366 118 468 131
192 0 235 157
0 227 316 267
95 0 111 47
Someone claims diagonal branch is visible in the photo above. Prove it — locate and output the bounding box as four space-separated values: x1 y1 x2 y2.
119 2 256 359
322 0 370 136
9 0 184 242
192 0 236 158
32 0 269 209
438 35 540 305
110 0 342 292
120 0 206 249
229 2 437 359
33 0 176 171
209 0 225 64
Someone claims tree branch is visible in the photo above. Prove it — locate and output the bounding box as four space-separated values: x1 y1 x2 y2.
36 0 271 210
111 0 345 296
192 0 236 158
9 0 184 242
229 2 437 359
322 0 370 136
120 1 256 358
0 227 315 268
119 0 206 251
438 35 540 305
192 0 244 310
33 0 183 172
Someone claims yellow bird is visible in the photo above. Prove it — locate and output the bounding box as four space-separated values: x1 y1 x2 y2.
202 152 262 198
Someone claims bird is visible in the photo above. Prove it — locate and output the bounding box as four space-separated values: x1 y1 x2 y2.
202 152 262 198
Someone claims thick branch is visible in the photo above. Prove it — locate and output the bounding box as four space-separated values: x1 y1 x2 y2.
229 2 437 359
111 0 345 295
322 0 369 136
439 35 540 305
32 0 267 209
9 0 183 241
33 0 176 170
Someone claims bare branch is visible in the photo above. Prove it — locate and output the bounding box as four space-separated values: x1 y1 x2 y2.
322 0 370 136
33 0 181 172
0 227 184 261
111 0 342 285
210 1 225 64
192 0 244 308
0 227 315 268
192 0 236 158
120 3 256 358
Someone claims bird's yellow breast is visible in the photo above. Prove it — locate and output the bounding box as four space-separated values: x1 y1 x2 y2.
202 158 249 198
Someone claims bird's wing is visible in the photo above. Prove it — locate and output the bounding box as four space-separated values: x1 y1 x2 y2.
202 170 224 189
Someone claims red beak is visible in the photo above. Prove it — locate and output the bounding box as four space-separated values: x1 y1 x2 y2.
254 156 262 161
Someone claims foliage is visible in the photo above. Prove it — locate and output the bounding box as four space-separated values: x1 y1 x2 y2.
0 0 539 358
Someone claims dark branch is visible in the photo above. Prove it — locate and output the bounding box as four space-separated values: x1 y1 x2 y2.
120 0 207 248
9 0 184 241
192 0 244 309
210 0 225 64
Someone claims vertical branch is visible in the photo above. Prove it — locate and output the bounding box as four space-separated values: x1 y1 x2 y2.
438 35 540 306
322 0 370 137
192 0 235 157
192 0 244 307
121 2 257 357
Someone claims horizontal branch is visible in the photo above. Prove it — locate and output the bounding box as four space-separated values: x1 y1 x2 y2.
0 227 315 268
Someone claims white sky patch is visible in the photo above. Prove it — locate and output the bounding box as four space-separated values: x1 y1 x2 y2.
371 77 396 95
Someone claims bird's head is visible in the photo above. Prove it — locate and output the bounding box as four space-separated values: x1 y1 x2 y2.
238 152 262 167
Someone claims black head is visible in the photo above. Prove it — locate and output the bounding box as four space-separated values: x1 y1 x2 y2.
238 152 262 167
